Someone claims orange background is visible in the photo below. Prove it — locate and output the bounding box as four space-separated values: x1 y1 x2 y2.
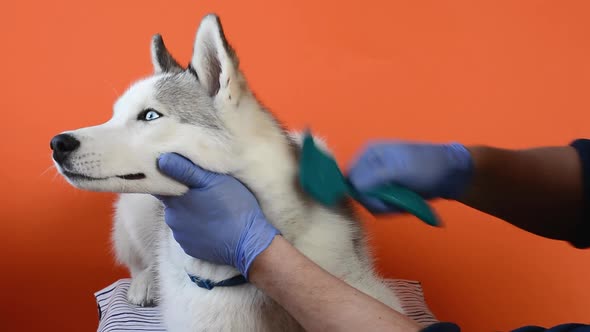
1 1 589 331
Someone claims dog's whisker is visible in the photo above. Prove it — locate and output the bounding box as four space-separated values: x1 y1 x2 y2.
40 164 57 177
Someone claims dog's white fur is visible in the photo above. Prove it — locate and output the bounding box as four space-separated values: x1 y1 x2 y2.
53 14 404 331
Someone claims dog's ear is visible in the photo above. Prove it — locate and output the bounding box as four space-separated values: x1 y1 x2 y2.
151 34 183 74
190 14 241 102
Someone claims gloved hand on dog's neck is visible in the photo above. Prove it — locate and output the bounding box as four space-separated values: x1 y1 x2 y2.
154 153 280 279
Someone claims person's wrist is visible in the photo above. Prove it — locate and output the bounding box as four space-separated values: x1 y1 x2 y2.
441 143 474 199
247 234 285 285
235 211 281 278
453 145 491 202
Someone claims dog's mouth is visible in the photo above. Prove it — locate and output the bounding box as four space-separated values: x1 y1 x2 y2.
63 170 146 181
117 173 147 180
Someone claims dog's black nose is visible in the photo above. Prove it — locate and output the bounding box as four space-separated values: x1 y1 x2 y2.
50 133 80 163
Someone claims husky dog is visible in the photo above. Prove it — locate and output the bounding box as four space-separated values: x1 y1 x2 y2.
50 14 404 331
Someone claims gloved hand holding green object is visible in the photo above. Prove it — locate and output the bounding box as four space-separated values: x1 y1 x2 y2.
298 131 474 227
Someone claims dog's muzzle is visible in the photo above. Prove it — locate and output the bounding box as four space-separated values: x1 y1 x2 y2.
50 133 147 182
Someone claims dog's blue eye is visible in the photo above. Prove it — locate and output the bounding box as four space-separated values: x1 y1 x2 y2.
145 111 160 121
138 109 162 121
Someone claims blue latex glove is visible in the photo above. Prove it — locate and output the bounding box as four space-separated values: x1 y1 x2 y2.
348 142 473 213
155 153 280 278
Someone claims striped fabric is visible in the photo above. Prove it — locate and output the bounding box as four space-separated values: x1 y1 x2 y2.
95 278 439 332
95 279 165 332
386 279 440 326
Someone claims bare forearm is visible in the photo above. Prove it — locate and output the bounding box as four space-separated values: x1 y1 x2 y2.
460 145 584 242
249 236 421 332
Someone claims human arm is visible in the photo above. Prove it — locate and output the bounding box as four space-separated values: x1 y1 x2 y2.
459 145 584 246
249 235 422 332
348 140 589 248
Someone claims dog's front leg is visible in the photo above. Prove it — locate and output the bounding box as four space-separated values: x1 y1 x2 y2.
113 194 164 306
127 264 159 307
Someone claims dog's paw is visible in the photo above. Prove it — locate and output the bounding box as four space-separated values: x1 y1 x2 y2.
127 270 158 307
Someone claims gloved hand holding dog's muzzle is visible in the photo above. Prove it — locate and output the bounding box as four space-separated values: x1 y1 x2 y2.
154 153 280 278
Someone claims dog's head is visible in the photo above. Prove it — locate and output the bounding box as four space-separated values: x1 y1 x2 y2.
51 14 250 195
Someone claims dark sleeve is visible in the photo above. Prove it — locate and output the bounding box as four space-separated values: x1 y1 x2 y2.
512 323 590 332
420 322 590 332
568 139 590 249
420 322 461 332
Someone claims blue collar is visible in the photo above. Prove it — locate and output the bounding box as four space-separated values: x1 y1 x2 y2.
188 273 248 290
